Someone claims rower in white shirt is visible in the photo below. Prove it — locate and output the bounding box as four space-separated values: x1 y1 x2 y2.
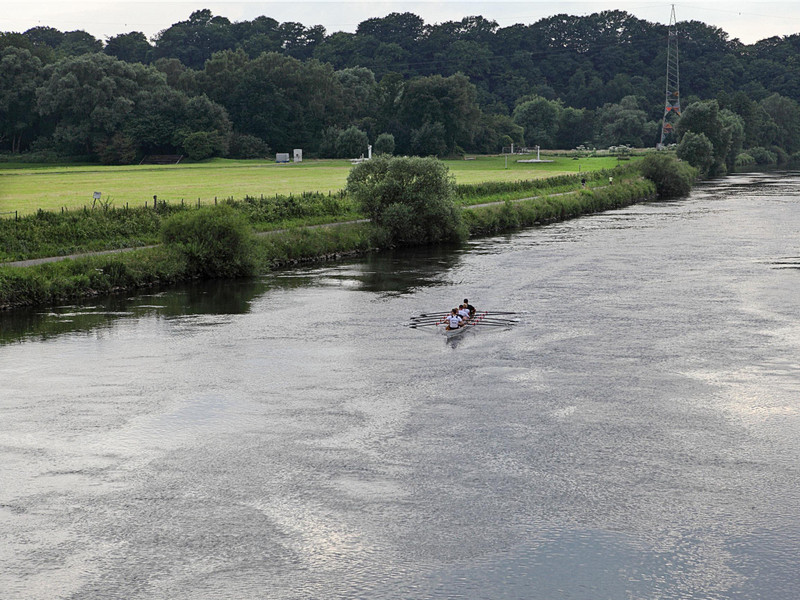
445 308 463 330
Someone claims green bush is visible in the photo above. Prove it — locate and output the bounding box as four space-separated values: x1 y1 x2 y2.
336 127 369 158
735 152 756 167
161 205 255 278
374 133 395 155
182 131 226 161
346 155 466 245
229 133 270 159
748 146 778 165
677 131 714 176
638 153 697 199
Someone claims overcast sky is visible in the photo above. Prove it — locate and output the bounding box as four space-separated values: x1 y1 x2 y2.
1 1 799 45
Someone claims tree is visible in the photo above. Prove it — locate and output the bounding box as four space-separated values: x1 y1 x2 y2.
356 12 424 51
58 31 102 56
0 47 43 152
760 93 800 153
152 9 235 69
410 122 448 157
556 106 594 149
676 100 732 175
335 66 378 121
182 131 217 160
346 155 466 244
335 126 369 158
397 74 481 155
197 50 346 153
719 109 745 171
512 96 560 147
677 131 714 176
23 26 65 49
374 132 395 155
35 53 230 160
36 54 163 155
104 32 152 63
595 96 657 147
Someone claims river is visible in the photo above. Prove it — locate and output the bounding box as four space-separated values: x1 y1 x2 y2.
2 172 799 599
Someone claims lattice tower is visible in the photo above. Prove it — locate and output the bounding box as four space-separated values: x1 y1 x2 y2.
659 5 681 148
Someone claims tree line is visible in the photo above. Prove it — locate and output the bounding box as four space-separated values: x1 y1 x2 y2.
1 8 800 166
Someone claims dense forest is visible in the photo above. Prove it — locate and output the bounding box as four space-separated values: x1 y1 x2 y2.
1 8 799 170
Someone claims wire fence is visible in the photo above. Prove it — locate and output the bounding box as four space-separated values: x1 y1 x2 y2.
0 210 18 220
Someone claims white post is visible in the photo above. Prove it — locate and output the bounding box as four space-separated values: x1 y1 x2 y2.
536 145 540 160
510 143 514 154
368 145 372 160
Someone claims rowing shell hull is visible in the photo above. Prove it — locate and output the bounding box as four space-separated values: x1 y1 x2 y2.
442 324 469 338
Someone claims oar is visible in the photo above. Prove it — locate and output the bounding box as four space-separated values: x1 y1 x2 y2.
471 318 519 324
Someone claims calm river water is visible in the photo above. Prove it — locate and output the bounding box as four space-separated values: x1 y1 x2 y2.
2 172 799 599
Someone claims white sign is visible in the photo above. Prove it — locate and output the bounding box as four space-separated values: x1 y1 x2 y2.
93 192 102 200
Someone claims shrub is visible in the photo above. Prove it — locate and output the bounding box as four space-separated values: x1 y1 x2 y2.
748 146 777 165
161 204 255 277
638 153 697 199
346 155 466 245
677 131 714 176
735 152 756 167
336 127 369 158
374 133 395 155
229 133 270 159
182 131 227 161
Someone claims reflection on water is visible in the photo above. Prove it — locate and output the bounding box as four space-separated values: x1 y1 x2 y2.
0 278 270 345
2 172 800 599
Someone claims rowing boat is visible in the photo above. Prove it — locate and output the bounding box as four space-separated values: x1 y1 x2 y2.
408 310 518 335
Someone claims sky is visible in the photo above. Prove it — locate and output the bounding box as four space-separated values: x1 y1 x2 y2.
1 1 799 45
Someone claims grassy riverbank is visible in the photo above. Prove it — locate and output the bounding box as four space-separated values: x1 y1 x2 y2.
0 172 654 311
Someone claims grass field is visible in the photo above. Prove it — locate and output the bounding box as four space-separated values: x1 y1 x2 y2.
0 155 633 216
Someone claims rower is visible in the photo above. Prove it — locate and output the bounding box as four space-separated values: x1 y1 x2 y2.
445 308 463 330
457 305 471 321
463 298 476 317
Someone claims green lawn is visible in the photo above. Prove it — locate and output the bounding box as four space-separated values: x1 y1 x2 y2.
0 155 634 216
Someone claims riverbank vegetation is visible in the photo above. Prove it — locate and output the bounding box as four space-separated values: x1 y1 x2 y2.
0 159 639 262
0 156 681 310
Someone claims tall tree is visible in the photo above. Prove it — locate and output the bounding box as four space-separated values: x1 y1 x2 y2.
104 32 152 64
512 96 561 148
0 47 44 152
396 74 482 155
676 100 732 175
152 9 235 69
